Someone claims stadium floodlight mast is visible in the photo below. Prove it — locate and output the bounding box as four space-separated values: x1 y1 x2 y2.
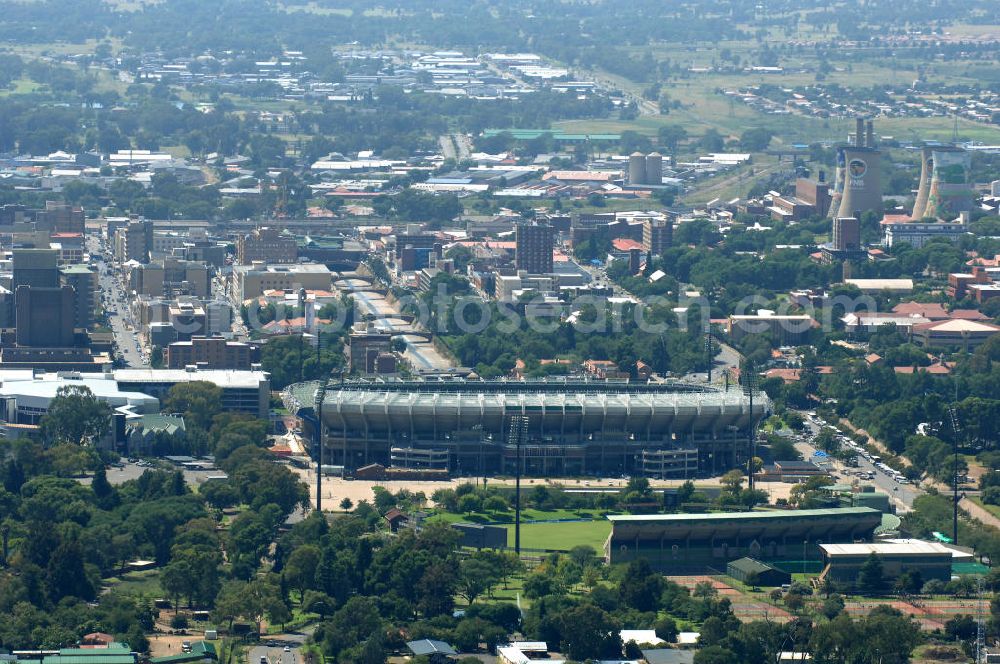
948 405 962 546
740 360 759 494
508 415 529 555
313 379 327 512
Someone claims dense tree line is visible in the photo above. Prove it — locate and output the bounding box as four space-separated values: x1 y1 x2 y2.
411 279 709 377
0 383 309 652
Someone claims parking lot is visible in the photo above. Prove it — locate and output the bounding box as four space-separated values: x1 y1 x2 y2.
100 459 226 489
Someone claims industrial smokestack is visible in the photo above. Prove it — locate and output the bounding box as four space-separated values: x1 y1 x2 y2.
866 120 875 149
856 118 865 147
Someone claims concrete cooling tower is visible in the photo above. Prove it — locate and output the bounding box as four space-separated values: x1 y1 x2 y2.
911 146 935 220
835 118 883 219
827 147 846 219
921 147 972 220
628 152 646 186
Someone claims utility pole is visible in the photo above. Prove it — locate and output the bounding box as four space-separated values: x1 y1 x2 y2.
509 415 528 555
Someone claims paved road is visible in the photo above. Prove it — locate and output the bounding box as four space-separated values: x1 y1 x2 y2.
343 285 454 372
247 641 300 664
438 134 471 161
88 234 146 367
794 412 920 511
97 460 226 489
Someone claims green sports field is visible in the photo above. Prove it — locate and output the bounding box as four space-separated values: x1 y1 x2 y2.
500 519 612 552
428 509 613 551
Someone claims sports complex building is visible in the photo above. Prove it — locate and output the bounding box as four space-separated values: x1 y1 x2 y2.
605 507 884 572
284 378 768 477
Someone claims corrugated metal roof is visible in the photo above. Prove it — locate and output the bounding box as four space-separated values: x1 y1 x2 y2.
44 656 135 664
609 507 880 522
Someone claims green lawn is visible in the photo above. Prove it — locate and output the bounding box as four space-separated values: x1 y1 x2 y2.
503 520 611 551
102 569 163 597
428 508 614 551
430 507 612 525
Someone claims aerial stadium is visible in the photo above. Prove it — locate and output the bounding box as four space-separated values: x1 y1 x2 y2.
284 378 769 477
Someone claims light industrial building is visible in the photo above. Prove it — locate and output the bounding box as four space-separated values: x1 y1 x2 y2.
818 539 973 585
301 378 768 476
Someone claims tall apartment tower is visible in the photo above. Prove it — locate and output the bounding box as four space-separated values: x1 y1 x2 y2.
515 222 554 274
114 219 154 263
643 218 673 256
835 118 883 220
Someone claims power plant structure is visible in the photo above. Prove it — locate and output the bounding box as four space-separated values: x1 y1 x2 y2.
832 117 883 220
629 152 663 186
912 145 973 220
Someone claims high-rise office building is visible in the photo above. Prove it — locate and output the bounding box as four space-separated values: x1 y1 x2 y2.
12 247 60 291
514 222 554 274
61 264 97 331
832 217 861 252
165 336 253 369
15 285 75 347
34 202 85 234
236 227 298 265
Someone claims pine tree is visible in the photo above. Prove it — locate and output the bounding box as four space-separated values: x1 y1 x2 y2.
858 552 885 594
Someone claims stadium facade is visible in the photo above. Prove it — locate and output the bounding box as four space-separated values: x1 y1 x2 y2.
286 379 769 477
